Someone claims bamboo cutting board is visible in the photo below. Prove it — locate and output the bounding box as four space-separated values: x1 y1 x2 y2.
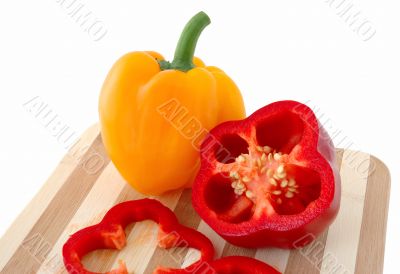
0 124 390 274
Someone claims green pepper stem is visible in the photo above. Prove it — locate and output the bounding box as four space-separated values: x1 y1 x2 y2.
159 11 210 72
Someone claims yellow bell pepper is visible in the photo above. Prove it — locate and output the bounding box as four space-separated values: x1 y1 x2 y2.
99 12 245 195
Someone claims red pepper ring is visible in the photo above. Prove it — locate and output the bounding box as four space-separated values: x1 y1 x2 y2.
62 199 214 274
192 100 341 248
209 256 281 274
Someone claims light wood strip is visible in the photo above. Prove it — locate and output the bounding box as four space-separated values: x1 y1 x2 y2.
354 156 390 274
320 150 370 274
1 132 109 273
0 125 100 272
36 163 128 273
180 249 201 269
256 247 291 273
180 221 227 267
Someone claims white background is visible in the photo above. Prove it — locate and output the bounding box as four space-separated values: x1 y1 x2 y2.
0 0 398 273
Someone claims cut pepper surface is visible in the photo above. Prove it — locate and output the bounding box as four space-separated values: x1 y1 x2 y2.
192 101 341 248
209 256 281 274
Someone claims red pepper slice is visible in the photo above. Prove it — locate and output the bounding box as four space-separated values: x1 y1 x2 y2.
209 256 281 274
192 101 341 248
62 199 214 274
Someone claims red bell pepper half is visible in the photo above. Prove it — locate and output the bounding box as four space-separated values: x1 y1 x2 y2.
192 100 341 248
62 198 214 274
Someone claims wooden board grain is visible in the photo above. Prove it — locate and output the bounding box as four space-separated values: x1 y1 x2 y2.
0 125 390 274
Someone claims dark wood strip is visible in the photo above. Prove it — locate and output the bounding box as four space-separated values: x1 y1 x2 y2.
354 155 390 274
221 243 257 258
1 134 109 274
335 149 345 178
284 149 344 274
285 231 328 274
143 189 201 274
